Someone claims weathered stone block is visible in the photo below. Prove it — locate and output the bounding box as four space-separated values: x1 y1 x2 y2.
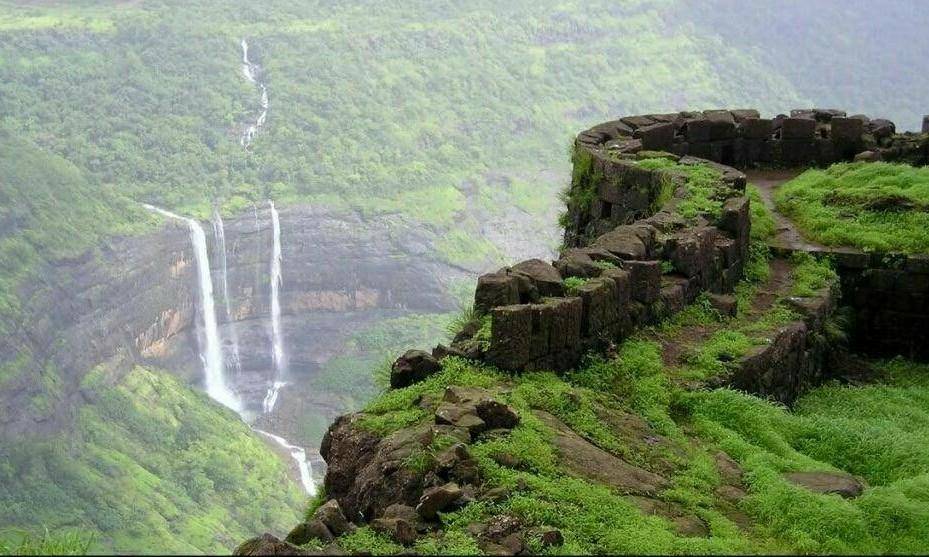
715 237 738 267
740 118 772 140
487 304 533 371
781 118 816 139
831 117 864 143
592 225 655 259
555 249 601 279
636 122 675 151
687 141 712 159
741 138 771 164
475 272 519 313
624 260 661 303
576 277 618 336
666 227 717 279
720 197 750 238
545 297 583 367
600 268 632 309
511 259 565 298
730 109 761 123
685 119 713 143
781 139 817 164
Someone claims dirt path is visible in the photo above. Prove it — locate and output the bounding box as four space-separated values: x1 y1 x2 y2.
745 169 830 253
654 258 794 368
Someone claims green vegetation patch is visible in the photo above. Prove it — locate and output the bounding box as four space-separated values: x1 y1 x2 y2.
775 162 929 253
0 366 303 554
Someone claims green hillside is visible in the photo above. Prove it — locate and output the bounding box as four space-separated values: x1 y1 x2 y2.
0 365 303 554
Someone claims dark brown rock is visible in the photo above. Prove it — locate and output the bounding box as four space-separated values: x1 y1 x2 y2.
236 534 313 555
371 517 418 545
854 150 882 162
416 482 464 519
782 118 816 139
390 350 441 389
475 272 520 313
784 471 865 498
475 399 520 429
624 260 661 303
532 527 565 547
592 225 653 259
707 293 737 317
313 499 353 537
435 403 486 434
285 520 334 546
511 259 565 298
636 122 675 151
554 249 602 278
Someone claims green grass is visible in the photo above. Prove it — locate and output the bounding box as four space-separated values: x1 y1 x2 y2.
788 252 838 297
562 276 589 293
746 184 776 242
0 528 94 556
775 162 929 253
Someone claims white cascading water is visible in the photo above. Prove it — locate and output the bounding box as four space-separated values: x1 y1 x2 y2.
212 208 242 373
143 205 240 412
239 38 268 149
269 200 287 379
237 41 314 494
254 428 317 496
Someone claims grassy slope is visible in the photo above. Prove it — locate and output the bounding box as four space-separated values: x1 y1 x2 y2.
775 162 929 253
336 269 929 554
319 202 929 554
0 366 303 554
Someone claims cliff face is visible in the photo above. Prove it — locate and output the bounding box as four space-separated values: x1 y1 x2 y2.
0 205 473 440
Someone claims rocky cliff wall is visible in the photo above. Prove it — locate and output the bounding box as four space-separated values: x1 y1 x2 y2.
0 206 469 438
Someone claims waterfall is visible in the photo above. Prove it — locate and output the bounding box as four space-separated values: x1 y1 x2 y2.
239 38 268 149
211 208 242 373
254 428 317 495
143 204 240 412
269 200 287 378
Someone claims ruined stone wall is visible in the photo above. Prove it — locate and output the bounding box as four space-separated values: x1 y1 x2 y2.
438 107 928 385
577 108 928 171
446 148 752 373
772 249 929 361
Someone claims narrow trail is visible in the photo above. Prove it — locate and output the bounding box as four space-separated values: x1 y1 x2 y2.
651 258 795 369
744 169 827 253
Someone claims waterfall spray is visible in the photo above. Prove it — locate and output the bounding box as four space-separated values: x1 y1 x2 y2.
144 204 239 412
211 207 242 373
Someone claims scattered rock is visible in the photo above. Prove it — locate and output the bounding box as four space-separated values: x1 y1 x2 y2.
480 486 510 503
531 527 565 547
854 150 882 162
235 534 312 556
485 515 522 539
671 516 710 537
511 259 565 297
435 403 486 434
707 293 738 317
475 399 520 429
784 471 865 498
390 350 441 389
416 482 463 519
371 517 419 545
715 485 747 503
285 519 334 546
313 499 353 536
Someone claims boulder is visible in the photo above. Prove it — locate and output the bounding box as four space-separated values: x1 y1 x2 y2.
741 118 772 139
868 118 896 140
435 403 486 434
475 399 520 429
636 122 675 151
371 517 418 545
390 350 441 389
475 272 520 313
854 150 882 162
785 471 865 498
313 499 353 537
554 249 602 278
285 519 334 546
416 482 464 519
531 527 565 547
511 259 565 297
592 225 654 259
624 260 661 304
235 534 312 556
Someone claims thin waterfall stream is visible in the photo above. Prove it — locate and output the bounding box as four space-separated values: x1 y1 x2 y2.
236 39 316 495
142 205 240 413
212 208 242 373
